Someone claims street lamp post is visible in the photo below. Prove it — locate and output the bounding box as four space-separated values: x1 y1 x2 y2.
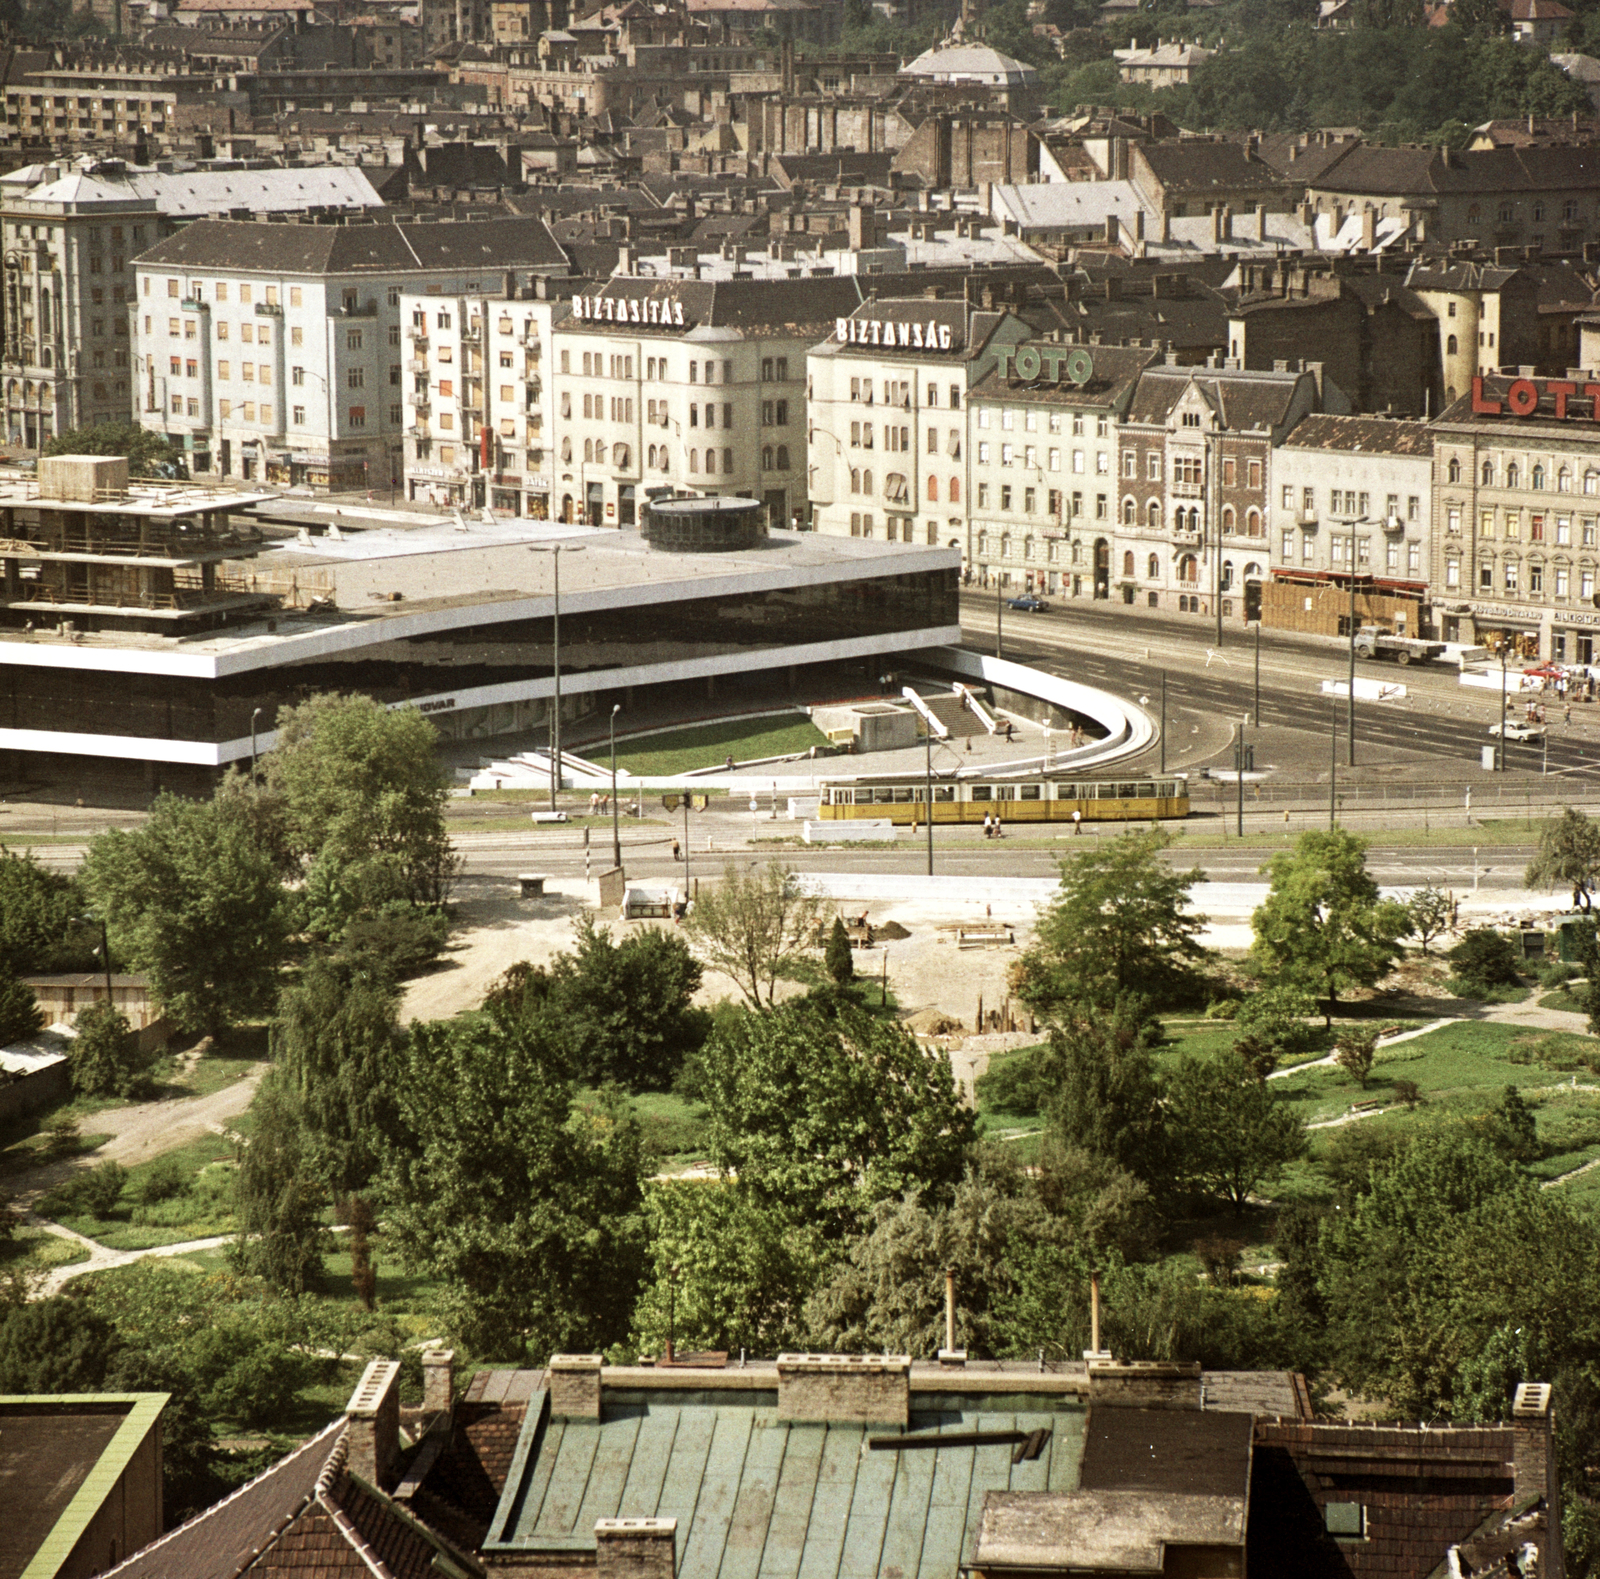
250 706 262 783
924 726 935 877
76 914 113 1006
609 703 622 870
1159 670 1167 775
1499 645 1509 772
1347 572 1359 767
1254 620 1261 727
529 542 584 811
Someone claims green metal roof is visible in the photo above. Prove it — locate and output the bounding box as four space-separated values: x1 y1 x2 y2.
485 1388 1088 1579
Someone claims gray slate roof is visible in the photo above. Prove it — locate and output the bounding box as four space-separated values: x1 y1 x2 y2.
133 216 569 276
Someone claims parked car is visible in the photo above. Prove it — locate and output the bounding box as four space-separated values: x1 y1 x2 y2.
1488 721 1547 741
1006 595 1048 612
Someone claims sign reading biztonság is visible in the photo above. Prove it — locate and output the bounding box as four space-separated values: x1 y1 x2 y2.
836 318 955 349
572 295 688 327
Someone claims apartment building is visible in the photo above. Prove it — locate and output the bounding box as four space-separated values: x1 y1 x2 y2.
1432 373 1600 661
808 295 1028 554
1266 413 1434 636
1116 358 1331 620
548 275 856 530
131 215 566 491
401 285 559 515
0 161 384 448
966 343 1157 595
2 73 187 143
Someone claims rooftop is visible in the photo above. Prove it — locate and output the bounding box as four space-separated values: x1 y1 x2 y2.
1280 412 1435 456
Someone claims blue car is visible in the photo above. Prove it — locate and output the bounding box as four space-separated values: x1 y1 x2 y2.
1006 595 1048 612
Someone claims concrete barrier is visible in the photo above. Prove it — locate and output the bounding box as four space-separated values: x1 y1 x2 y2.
803 819 896 844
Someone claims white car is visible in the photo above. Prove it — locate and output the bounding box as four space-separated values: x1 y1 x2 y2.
1488 721 1546 742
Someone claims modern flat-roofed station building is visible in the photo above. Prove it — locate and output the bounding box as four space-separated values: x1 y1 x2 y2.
0 463 961 802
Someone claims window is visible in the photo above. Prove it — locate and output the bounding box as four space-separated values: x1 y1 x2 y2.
1557 567 1570 597
1482 460 1494 485
1325 1504 1365 1540
1447 507 1462 535
1506 561 1520 592
1125 452 1137 479
1531 563 1544 593
1447 334 1458 355
1533 465 1546 490
291 328 302 347
1446 556 1460 588
349 406 366 428
290 287 302 307
1481 563 1495 590
1448 457 1461 483
292 405 305 425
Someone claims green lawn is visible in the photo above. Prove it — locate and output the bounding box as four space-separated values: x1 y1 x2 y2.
40 1131 240 1249
0 1226 91 1272
612 715 829 777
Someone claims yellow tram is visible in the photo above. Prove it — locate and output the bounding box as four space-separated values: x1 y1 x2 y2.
816 773 1190 825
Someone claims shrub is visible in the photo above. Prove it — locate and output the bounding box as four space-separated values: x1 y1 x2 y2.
1203 997 1240 1020
1539 959 1579 989
1334 1028 1378 1088
69 1161 128 1219
1234 986 1319 1060
68 1002 153 1098
339 904 449 981
1194 1235 1244 1288
974 1046 1051 1116
1391 1078 1422 1108
1448 929 1523 997
135 1155 189 1206
824 917 854 986
0 976 44 1047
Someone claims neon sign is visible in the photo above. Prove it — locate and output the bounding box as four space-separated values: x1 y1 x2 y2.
836 317 955 350
1472 375 1600 419
573 295 687 327
994 344 1095 385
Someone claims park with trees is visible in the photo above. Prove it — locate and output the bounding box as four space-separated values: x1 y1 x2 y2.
5 711 1600 1560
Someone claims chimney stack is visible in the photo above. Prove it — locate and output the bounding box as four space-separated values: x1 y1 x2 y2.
1512 1382 1558 1511
596 1519 678 1579
550 1354 604 1420
423 1348 455 1414
776 1355 911 1427
345 1360 402 1490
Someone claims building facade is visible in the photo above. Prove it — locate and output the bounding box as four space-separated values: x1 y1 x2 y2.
547 275 855 531
1116 359 1327 620
1432 372 1600 662
131 216 566 491
965 343 1156 595
808 296 1027 556
1265 413 1434 637
401 285 559 515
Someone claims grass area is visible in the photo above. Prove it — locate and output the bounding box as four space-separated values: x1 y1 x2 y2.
0 1127 110 1178
1542 988 1587 1014
1160 816 1561 851
571 1087 711 1171
39 1130 239 1249
0 1226 91 1271
612 716 829 777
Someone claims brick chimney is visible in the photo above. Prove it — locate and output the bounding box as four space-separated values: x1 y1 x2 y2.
596 1518 678 1579
346 1359 402 1489
1085 1359 1202 1410
549 1354 604 1420
1512 1382 1559 1512
776 1355 911 1427
422 1348 454 1414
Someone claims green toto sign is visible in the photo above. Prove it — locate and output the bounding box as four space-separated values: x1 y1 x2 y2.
993 344 1095 385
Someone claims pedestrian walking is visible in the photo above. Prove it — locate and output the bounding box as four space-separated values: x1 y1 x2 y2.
1072 809 1083 835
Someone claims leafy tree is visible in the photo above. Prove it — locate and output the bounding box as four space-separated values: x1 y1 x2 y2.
547 919 708 1090
271 954 404 1207
683 862 825 1008
383 1012 646 1357
629 1180 829 1357
825 917 855 986
1406 884 1454 953
43 422 183 477
0 851 87 976
1037 996 1168 1187
233 1075 329 1295
1448 927 1523 996
0 1297 117 1392
338 904 449 982
264 693 458 929
804 1151 1081 1357
83 792 291 1035
67 1001 152 1098
1483 1083 1540 1164
0 975 43 1047
701 998 975 1238
1527 809 1600 911
1333 1027 1378 1087
1251 830 1409 1021
1015 829 1210 1015
1317 1131 1600 1420
1165 1053 1307 1214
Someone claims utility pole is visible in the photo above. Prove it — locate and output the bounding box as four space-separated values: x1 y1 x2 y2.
1236 725 1245 838
995 578 1004 660
924 726 935 876
1347 573 1358 768
1159 670 1167 775
1499 646 1509 772
1253 620 1261 727
1329 695 1338 830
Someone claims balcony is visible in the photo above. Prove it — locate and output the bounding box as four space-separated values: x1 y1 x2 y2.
335 300 379 318
409 327 429 344
460 326 482 345
413 397 431 416
1382 514 1405 533
1298 510 1319 528
409 358 429 374
1171 480 1205 500
413 421 431 440
254 301 282 317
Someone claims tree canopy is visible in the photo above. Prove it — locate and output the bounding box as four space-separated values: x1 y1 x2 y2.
1014 829 1210 1015
1251 830 1409 1017
683 863 825 1008
43 422 184 477
1526 808 1600 911
700 998 976 1237
83 792 291 1035
383 1011 646 1357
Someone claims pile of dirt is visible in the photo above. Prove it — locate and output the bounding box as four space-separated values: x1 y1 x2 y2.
906 1008 965 1036
876 920 911 940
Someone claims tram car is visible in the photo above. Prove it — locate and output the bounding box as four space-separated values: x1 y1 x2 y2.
816 773 1189 825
